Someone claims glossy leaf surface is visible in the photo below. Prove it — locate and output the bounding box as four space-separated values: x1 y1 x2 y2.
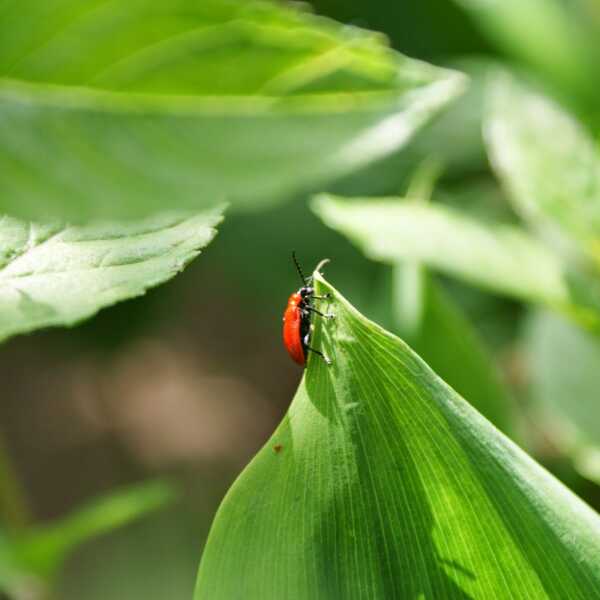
195 272 600 599
0 0 464 220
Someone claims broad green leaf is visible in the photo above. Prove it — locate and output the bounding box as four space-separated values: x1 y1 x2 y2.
0 207 223 342
485 76 600 259
10 480 176 581
329 58 490 199
195 271 600 599
0 0 464 221
452 0 599 104
313 194 600 331
312 194 576 308
524 309 600 482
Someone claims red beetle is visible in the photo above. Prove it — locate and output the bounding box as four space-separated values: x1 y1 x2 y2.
282 253 333 366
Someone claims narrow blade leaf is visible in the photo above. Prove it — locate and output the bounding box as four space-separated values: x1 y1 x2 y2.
0 532 30 597
0 207 223 342
12 480 176 580
195 272 600 598
0 0 464 220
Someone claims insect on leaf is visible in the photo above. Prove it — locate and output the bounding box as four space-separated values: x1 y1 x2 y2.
195 270 600 599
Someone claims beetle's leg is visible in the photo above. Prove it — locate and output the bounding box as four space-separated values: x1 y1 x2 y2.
312 294 331 301
306 345 332 365
303 333 332 365
306 306 335 319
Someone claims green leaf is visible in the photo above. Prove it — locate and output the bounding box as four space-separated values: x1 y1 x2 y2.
0 206 223 342
313 194 572 305
524 309 600 482
313 193 600 330
0 481 175 597
406 58 490 177
12 480 176 581
195 271 600 598
386 164 512 434
0 531 30 598
328 58 490 199
525 309 600 448
0 0 465 221
452 0 599 104
485 75 600 258
404 277 513 434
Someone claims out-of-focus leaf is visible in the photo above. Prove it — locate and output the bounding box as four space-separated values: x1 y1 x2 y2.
313 194 575 306
313 194 600 330
0 481 175 597
406 278 513 434
525 309 600 446
525 309 600 480
0 531 28 598
486 76 600 260
386 163 513 433
574 446 600 487
408 58 489 175
452 0 599 105
0 0 464 221
12 481 176 581
329 58 489 199
195 271 600 599
0 207 223 342
434 177 516 223
57 508 205 600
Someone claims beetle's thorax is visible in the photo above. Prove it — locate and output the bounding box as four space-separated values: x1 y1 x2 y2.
297 285 313 306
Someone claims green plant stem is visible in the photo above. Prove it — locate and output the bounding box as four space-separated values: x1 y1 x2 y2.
0 433 31 531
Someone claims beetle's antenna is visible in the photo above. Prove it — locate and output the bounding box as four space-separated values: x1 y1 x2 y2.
292 251 309 285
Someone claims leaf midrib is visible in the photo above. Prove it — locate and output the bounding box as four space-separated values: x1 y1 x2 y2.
0 1 416 116
0 74 415 116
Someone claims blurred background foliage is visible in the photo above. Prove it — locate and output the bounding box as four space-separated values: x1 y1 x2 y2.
2 0 600 598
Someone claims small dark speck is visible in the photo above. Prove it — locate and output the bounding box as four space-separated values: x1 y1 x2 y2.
273 444 283 453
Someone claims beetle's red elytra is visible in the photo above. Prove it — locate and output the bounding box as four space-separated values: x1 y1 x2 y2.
283 291 306 365
282 253 333 366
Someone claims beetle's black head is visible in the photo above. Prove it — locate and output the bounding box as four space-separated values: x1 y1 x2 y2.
299 286 314 298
